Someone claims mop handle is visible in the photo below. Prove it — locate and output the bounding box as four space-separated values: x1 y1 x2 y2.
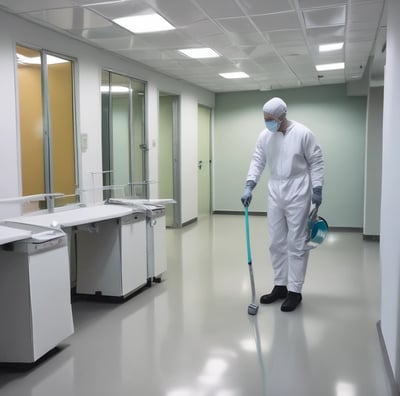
244 206 252 265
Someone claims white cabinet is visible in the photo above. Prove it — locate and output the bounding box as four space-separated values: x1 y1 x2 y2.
147 211 167 280
0 235 73 363
76 213 147 298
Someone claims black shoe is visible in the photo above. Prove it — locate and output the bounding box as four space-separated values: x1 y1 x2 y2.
281 292 302 312
260 285 288 304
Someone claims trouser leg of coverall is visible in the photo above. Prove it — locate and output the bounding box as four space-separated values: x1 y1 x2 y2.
268 201 310 293
268 205 289 287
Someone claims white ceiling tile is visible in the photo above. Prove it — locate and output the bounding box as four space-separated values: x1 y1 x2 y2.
69 25 131 40
346 41 374 54
348 2 383 23
116 49 172 61
276 44 309 56
306 26 345 44
151 0 207 27
233 59 266 74
239 0 293 15
258 62 293 75
198 33 233 49
313 52 344 64
284 56 316 74
267 30 305 45
242 44 275 59
87 1 151 20
90 35 150 50
182 20 223 39
192 0 244 18
217 45 249 59
251 11 301 32
298 0 346 9
347 22 378 42
0 0 75 13
303 6 346 28
217 17 258 34
254 54 286 67
349 0 384 3
139 31 197 49
228 32 265 46
26 7 112 30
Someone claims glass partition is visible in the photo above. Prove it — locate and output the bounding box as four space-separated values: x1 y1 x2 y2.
16 45 77 212
101 71 147 199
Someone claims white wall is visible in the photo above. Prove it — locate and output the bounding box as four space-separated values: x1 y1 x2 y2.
0 22 21 219
363 87 383 237
380 0 400 390
180 94 198 224
0 10 214 223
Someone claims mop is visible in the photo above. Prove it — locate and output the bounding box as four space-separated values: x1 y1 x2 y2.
244 206 259 315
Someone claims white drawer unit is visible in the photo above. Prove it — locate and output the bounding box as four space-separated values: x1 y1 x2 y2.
0 222 74 363
76 212 147 298
146 206 167 282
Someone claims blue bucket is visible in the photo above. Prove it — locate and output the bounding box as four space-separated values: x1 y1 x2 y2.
307 207 328 249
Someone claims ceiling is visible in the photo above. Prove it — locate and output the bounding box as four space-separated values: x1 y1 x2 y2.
0 0 387 93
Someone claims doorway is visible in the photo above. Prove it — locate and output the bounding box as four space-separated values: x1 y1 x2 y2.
198 105 212 217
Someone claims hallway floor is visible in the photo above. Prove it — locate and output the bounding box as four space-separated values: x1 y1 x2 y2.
0 214 393 396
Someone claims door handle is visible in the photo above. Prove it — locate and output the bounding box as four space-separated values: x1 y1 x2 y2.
198 160 203 170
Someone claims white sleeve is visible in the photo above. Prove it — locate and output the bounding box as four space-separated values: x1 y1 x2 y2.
246 132 267 184
303 131 324 188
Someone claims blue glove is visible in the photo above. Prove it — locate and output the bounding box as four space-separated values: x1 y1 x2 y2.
241 180 256 207
312 186 322 207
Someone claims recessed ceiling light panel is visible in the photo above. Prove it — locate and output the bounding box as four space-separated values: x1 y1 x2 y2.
178 48 220 59
113 13 175 34
316 62 345 71
219 72 249 79
319 42 344 52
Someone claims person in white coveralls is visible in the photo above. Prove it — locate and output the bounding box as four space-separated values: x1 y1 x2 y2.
241 97 324 312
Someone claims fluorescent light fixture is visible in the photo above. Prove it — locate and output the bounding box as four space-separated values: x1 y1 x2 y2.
219 72 249 79
16 54 68 65
178 48 219 59
319 42 344 52
101 85 130 93
316 62 345 71
113 13 175 33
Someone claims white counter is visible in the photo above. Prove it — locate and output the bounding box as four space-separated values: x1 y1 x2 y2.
0 225 31 245
9 204 135 228
8 204 148 299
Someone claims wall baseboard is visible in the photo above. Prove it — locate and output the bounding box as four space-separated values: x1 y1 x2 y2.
182 217 198 227
377 320 400 395
212 212 364 232
213 210 266 216
363 234 380 241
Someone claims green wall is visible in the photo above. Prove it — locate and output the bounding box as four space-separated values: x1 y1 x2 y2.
214 84 367 228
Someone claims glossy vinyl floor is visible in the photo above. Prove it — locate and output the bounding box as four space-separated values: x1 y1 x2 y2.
0 214 393 396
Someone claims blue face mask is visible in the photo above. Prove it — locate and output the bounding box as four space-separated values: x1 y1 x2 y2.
265 120 280 132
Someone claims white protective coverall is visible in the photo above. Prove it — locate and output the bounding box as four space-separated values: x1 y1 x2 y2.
246 120 324 293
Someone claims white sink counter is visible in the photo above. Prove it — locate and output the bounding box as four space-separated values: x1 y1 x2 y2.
8 204 136 228
0 225 32 245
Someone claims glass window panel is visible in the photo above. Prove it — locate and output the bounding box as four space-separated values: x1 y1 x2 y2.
16 45 45 212
131 81 146 198
16 45 78 212
111 73 131 197
101 71 147 199
47 54 77 206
